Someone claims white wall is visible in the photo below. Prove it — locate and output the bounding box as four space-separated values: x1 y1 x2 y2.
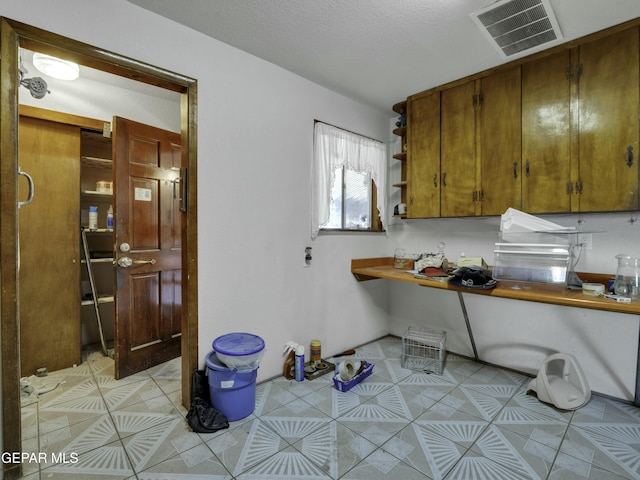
1 0 391 387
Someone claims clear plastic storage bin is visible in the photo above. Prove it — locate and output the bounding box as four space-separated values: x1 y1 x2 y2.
493 243 570 284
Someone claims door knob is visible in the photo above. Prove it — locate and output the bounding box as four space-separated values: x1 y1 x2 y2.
116 257 156 268
117 257 133 267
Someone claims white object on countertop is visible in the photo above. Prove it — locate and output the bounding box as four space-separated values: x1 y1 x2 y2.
501 207 572 233
457 256 487 268
582 283 605 296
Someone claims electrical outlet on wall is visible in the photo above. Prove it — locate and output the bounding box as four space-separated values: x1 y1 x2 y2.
577 233 592 251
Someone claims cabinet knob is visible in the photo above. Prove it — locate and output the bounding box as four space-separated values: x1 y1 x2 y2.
627 146 634 168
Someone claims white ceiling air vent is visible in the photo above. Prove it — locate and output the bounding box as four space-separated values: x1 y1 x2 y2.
470 0 563 58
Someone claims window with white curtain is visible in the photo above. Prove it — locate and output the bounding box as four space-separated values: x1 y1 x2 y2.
311 121 387 238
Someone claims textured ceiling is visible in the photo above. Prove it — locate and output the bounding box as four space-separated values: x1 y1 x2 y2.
127 0 640 114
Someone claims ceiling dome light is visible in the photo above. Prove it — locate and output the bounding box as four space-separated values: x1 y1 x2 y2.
32 53 79 80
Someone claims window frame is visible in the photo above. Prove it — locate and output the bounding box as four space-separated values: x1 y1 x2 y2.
322 164 382 233
311 120 388 239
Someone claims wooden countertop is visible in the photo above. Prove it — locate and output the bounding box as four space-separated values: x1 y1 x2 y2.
351 258 640 315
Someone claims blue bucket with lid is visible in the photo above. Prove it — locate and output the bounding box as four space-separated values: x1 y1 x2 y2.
206 351 258 421
212 332 265 371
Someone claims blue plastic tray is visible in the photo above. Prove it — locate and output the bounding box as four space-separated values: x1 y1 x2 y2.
333 362 373 392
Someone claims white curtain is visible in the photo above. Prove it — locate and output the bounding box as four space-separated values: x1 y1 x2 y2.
311 122 387 238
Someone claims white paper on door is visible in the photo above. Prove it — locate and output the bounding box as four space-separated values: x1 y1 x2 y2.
134 187 152 201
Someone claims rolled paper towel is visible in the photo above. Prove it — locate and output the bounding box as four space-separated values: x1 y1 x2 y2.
339 360 361 381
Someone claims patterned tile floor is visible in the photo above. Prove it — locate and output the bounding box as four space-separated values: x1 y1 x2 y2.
19 336 640 479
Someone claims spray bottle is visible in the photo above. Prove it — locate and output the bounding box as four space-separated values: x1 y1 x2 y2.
106 205 114 231
283 341 299 380
295 345 305 381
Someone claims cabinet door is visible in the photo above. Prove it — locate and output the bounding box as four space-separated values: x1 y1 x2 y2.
441 81 477 217
479 66 522 215
521 50 572 213
577 27 639 211
407 92 440 218
19 116 81 375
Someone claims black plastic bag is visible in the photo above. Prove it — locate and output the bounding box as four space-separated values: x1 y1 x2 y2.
186 369 229 433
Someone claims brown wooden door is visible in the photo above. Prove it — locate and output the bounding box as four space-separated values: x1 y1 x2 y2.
18 116 81 375
577 27 639 212
407 92 441 218
521 50 572 213
113 117 182 379
441 80 477 217
479 66 521 215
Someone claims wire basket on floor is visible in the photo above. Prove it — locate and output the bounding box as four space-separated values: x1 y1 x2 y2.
401 327 446 374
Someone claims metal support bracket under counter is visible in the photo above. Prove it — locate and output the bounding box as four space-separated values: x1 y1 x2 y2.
351 257 640 407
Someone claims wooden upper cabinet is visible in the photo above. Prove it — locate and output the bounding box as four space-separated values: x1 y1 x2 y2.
407 91 440 218
521 50 572 213
440 66 521 217
396 22 640 219
478 66 522 216
576 27 639 212
441 80 477 217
